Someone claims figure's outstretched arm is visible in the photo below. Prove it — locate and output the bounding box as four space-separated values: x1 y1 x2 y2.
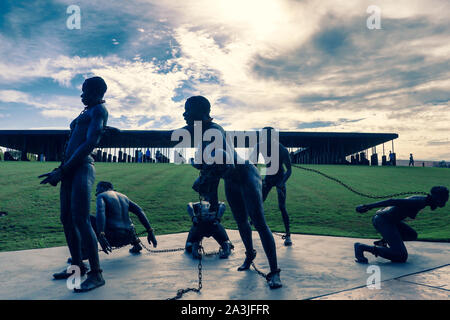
128 200 152 231
356 198 417 213
129 200 157 247
62 106 107 174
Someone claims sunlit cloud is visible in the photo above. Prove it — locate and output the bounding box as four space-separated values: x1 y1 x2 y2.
0 0 449 160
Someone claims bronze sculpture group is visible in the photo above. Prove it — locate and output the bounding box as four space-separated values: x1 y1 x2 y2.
39 76 449 294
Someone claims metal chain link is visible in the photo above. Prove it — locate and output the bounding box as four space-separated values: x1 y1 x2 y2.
292 164 428 199
198 245 203 290
139 241 185 253
272 232 286 239
99 231 266 297
97 230 152 253
167 241 204 300
251 262 268 279
99 236 211 300
164 242 228 300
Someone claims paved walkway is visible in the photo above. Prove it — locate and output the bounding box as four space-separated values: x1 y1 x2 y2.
0 230 448 300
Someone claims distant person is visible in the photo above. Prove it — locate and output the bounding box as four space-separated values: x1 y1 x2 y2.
409 154 414 167
388 151 393 165
146 148 151 162
156 150 162 163
175 151 186 164
354 186 449 264
422 162 425 167
185 177 233 259
4 151 17 161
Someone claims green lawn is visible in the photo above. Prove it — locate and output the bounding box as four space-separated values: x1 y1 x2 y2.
0 162 449 251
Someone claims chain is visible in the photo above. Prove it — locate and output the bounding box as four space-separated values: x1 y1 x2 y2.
97 230 148 253
202 249 221 257
292 164 428 199
139 241 185 253
97 235 210 300
198 245 203 290
167 241 204 300
272 232 286 239
164 241 227 300
101 229 186 253
251 262 268 279
97 242 131 252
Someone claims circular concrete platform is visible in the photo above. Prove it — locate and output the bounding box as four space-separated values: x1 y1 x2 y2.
0 230 448 300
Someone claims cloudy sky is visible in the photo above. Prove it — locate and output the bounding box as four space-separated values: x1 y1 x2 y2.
0 0 449 160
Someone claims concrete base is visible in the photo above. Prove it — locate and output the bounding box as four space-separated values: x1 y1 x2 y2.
0 230 448 300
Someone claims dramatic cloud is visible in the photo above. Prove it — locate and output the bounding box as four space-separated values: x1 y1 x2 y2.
0 0 449 160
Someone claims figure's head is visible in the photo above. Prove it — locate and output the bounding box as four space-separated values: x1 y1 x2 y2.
429 186 449 210
96 181 113 196
81 76 107 107
183 96 212 126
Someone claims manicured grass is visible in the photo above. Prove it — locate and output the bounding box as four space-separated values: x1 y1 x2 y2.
0 162 449 251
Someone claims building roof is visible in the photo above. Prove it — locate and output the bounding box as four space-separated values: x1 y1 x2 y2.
0 129 398 157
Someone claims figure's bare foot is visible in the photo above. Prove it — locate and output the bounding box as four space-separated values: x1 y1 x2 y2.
219 241 232 259
283 234 292 246
238 250 256 271
53 262 88 280
185 242 193 253
74 270 105 292
129 243 142 254
266 269 282 289
354 243 369 264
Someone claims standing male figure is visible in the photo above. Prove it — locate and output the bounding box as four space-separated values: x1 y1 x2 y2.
255 127 293 246
181 96 282 289
39 76 108 292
